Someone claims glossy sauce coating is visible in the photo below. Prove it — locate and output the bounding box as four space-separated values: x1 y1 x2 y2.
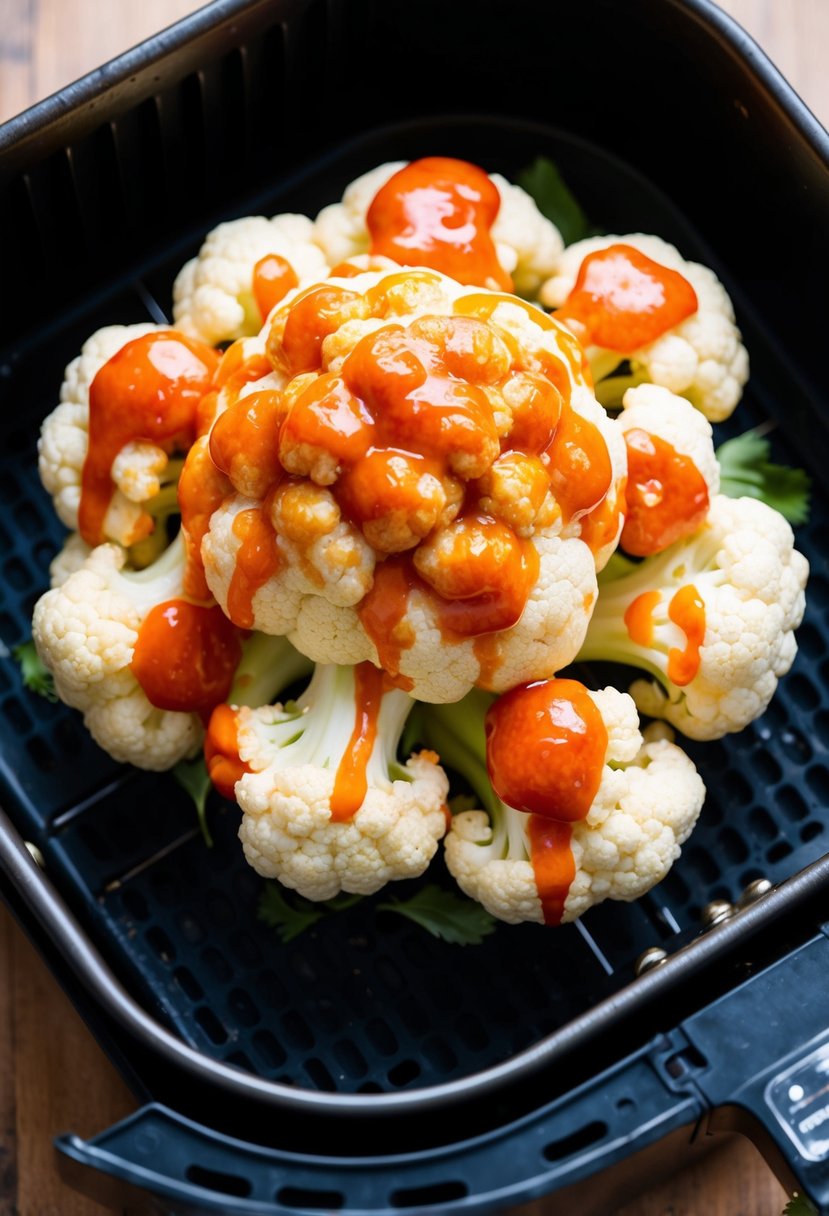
622 429 709 556
367 158 513 290
178 437 232 601
130 599 241 716
80 331 218 545
485 678 608 822
205 703 249 800
557 244 698 352
209 390 286 499
330 662 387 821
545 403 614 528
624 589 661 647
252 253 299 322
667 584 706 685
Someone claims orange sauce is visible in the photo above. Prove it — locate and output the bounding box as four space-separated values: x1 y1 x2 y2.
130 600 241 716
667 584 706 685
330 662 387 821
252 253 299 321
624 589 661 647
80 331 218 545
178 436 232 601
621 429 709 556
226 507 282 629
205 703 250 800
485 678 608 822
545 402 612 524
366 158 513 290
578 484 623 558
473 633 504 690
280 372 376 468
278 285 364 375
527 817 576 925
557 244 698 352
357 558 417 684
209 389 286 498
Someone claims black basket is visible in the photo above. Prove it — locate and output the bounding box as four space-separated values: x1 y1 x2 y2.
2 1 829 1212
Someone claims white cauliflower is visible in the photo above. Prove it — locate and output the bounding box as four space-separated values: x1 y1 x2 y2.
173 214 331 345
232 663 449 900
578 495 809 739
540 233 749 421
313 161 563 297
32 534 200 769
201 267 626 702
433 687 704 924
49 532 93 587
617 383 720 555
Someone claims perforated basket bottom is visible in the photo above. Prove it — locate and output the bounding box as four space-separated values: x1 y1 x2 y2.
1 122 827 1096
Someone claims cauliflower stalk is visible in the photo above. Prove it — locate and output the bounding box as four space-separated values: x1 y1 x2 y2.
423 686 704 925
578 495 809 739
232 663 449 900
540 234 749 422
202 266 626 703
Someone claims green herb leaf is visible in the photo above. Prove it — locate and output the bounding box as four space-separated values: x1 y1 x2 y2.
516 156 595 246
378 884 497 946
783 1194 818 1216
13 640 58 702
716 430 811 524
173 755 213 847
257 885 363 943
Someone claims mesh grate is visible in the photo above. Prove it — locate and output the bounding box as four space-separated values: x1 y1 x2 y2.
0 117 827 1096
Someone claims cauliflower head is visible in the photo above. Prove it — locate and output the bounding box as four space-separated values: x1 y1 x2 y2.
32 535 207 769
540 233 749 421
200 266 626 702
313 160 563 298
233 663 449 900
440 687 704 924
580 494 809 739
173 214 331 345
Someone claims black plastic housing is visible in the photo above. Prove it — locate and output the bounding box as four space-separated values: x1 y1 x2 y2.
1 1 829 1212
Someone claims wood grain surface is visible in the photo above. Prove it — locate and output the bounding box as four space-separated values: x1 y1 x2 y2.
0 1 826 1213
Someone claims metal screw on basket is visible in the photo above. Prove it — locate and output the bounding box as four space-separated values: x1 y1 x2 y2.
736 877 773 909
701 899 735 928
24 841 45 870
635 946 668 976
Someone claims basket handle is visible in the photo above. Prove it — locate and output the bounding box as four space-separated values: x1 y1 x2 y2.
679 927 829 1214
55 1041 704 1214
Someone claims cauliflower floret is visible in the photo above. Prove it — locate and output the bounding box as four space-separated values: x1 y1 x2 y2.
32 535 202 769
49 532 93 587
200 267 624 702
228 663 449 899
617 383 720 556
540 233 749 421
579 495 809 739
173 214 331 345
313 161 563 298
38 324 159 541
438 688 704 924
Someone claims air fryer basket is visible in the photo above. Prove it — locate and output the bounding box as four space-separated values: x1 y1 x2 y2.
2 1 829 1212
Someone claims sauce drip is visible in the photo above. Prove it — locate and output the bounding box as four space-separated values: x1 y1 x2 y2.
527 817 576 926
485 678 608 822
330 662 386 821
130 600 241 716
178 436 232 600
622 429 709 556
366 158 513 290
357 558 417 685
209 390 286 498
80 330 218 545
226 506 282 629
205 703 249 800
667 584 706 686
252 253 299 322
556 244 698 352
624 589 661 647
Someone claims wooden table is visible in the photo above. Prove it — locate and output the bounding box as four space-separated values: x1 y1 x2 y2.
0 1 826 1212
